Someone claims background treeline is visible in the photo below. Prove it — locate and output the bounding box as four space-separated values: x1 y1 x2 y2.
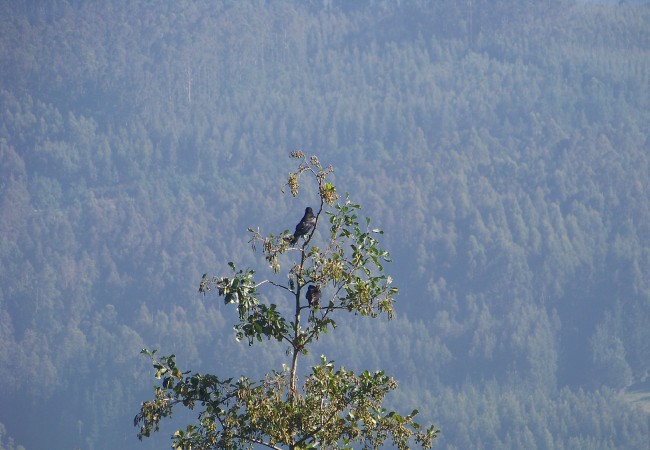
1 0 649 449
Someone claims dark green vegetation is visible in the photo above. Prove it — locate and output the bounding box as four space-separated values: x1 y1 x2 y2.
1 1 649 449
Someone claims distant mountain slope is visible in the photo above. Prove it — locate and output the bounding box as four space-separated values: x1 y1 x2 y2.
1 1 649 449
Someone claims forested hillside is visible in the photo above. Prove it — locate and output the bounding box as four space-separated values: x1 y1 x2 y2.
1 1 649 449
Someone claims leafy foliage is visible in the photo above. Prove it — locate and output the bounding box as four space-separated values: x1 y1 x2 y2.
135 154 437 449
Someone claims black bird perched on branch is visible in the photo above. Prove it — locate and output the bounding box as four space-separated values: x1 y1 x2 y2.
306 285 321 308
289 207 316 245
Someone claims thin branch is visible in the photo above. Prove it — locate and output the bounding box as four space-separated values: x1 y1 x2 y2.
255 278 295 295
233 435 284 450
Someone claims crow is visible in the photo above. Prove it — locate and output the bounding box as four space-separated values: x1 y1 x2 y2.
306 285 321 308
289 207 316 245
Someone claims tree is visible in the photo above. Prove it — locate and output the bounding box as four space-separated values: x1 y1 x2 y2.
134 152 438 449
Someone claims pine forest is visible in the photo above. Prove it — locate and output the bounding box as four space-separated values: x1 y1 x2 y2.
1 1 649 449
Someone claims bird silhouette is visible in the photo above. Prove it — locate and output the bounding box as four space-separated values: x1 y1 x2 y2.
306 285 321 308
289 207 316 245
